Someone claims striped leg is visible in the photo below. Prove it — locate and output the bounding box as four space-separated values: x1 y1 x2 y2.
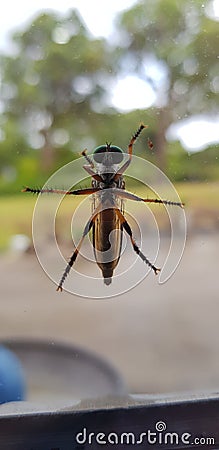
111 188 184 208
57 204 101 292
115 208 160 275
22 187 100 195
114 124 148 180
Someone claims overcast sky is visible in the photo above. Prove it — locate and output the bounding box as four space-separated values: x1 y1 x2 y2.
0 0 137 49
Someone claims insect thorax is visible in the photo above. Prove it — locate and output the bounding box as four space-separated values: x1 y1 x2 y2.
92 170 125 190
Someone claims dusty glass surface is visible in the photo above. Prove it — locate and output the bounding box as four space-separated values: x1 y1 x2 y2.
0 0 219 417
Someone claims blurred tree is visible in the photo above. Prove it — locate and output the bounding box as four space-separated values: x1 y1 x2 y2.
0 10 113 176
0 2 219 193
115 0 219 170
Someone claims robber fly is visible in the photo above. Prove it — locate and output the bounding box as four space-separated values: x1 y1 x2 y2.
23 124 184 291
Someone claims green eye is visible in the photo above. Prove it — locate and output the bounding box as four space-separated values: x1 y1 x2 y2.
110 146 124 163
93 146 106 163
93 145 123 164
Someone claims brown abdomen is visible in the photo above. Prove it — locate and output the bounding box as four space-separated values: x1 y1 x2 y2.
93 208 123 285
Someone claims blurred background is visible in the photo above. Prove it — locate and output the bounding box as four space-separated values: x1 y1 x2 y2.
0 0 219 397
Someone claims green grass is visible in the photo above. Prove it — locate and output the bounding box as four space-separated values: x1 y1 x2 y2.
0 195 82 251
176 182 219 208
0 182 218 251
0 197 34 250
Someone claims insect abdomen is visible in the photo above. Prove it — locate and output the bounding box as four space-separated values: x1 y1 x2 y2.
93 208 122 285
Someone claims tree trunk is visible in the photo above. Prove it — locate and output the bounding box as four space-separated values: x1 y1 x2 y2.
154 107 171 173
40 129 55 172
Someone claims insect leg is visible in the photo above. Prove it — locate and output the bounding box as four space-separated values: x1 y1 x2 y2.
115 208 160 275
57 203 101 292
82 165 102 182
80 148 102 181
112 188 184 208
114 124 148 180
81 149 94 168
22 187 100 195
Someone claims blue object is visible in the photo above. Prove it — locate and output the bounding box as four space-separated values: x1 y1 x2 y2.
0 346 26 404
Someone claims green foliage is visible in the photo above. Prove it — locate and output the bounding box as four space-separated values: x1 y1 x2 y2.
0 2 218 194
166 143 219 181
115 0 219 170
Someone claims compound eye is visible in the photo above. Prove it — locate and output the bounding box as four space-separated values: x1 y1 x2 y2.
110 146 124 164
93 145 124 165
93 145 107 163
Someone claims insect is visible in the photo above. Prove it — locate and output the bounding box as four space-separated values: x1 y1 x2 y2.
23 124 184 291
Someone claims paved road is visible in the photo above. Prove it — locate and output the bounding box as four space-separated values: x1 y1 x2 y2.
0 233 218 394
